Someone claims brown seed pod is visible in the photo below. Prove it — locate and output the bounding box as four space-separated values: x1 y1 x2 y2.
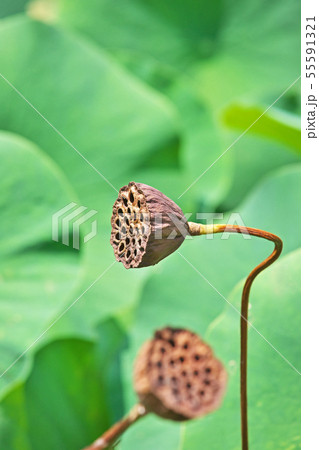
134 327 227 421
110 182 189 268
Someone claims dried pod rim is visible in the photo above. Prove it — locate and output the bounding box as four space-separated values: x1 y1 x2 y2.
110 182 151 268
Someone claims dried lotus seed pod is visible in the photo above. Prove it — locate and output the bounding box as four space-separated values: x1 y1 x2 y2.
110 182 189 268
134 327 227 421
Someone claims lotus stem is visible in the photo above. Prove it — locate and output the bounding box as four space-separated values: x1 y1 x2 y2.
188 222 283 450
82 404 147 450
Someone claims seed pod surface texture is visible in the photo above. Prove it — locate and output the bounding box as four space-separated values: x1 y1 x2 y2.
110 182 189 268
134 327 227 421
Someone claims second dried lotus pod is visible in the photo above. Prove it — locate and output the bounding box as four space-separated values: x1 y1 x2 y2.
134 327 227 421
83 327 227 450
110 182 189 268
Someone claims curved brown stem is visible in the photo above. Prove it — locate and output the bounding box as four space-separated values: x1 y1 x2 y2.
82 404 147 450
188 222 283 450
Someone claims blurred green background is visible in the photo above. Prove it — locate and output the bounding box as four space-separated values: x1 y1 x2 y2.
0 1 300 449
